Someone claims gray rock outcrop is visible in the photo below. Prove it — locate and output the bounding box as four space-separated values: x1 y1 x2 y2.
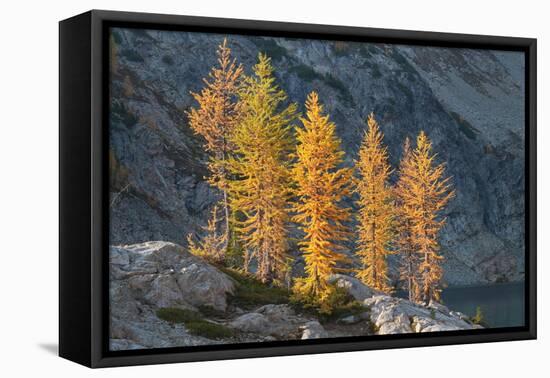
110 245 479 349
328 274 383 301
301 321 328 339
229 304 311 338
110 241 236 349
111 241 234 311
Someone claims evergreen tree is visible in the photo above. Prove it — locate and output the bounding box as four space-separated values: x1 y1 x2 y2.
395 131 454 303
187 205 226 263
355 113 394 293
228 53 297 283
292 91 352 310
394 137 420 301
187 39 243 258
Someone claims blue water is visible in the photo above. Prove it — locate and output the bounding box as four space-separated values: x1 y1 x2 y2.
440 282 525 328
396 282 525 328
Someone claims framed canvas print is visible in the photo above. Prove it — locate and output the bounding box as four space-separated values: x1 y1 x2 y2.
59 10 536 368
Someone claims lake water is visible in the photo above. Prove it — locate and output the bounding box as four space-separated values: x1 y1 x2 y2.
396 282 525 328
440 282 525 328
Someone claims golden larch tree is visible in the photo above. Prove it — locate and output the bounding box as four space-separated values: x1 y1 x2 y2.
292 91 353 310
228 53 297 283
394 137 420 301
186 39 243 258
396 131 454 303
354 113 394 293
187 205 226 264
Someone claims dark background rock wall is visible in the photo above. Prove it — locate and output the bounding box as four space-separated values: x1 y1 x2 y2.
108 28 525 287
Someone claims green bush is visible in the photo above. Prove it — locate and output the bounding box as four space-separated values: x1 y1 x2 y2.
156 307 202 323
225 233 245 269
184 321 235 339
198 305 226 318
291 285 365 323
472 306 484 325
218 267 290 308
156 307 234 340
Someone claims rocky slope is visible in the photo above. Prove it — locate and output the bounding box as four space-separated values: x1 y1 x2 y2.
108 28 525 286
110 242 480 350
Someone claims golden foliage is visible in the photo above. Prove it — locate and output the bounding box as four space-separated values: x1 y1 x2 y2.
354 113 394 293
187 205 227 264
186 39 244 258
227 53 298 283
394 137 420 301
395 132 454 303
291 91 352 310
187 38 242 156
184 38 456 306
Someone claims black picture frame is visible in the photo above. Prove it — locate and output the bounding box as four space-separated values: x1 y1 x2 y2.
59 9 537 368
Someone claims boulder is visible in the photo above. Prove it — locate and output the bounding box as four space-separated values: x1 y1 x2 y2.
110 309 218 349
110 339 145 351
108 242 480 349
110 241 234 312
378 313 413 335
229 313 270 334
301 321 328 339
144 274 184 308
364 294 477 335
327 274 382 301
428 300 451 315
230 304 313 338
109 241 237 349
176 262 234 311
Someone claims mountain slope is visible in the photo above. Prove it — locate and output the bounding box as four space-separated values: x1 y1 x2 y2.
108 28 525 286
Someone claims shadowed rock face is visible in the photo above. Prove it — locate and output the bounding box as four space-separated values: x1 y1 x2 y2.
108 28 525 286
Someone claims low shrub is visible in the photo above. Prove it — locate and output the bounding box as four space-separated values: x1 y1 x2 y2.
184 321 235 339
471 306 484 325
291 285 365 323
156 307 234 340
218 267 291 309
198 305 226 318
156 307 202 323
